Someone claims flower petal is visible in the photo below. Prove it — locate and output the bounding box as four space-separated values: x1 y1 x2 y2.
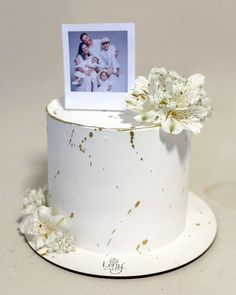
134 110 158 123
161 117 185 134
18 215 35 235
32 235 46 250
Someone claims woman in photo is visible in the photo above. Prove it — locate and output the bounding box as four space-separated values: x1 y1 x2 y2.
74 43 103 92
73 43 94 91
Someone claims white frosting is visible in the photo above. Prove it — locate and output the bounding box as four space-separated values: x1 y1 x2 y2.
47 98 154 129
47 99 191 255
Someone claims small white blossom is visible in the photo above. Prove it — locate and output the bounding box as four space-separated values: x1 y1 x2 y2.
45 231 76 254
126 67 212 134
21 186 47 215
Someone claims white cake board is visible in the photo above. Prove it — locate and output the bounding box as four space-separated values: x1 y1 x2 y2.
26 192 217 278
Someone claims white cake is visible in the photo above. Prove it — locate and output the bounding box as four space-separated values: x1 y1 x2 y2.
47 98 191 255
18 68 217 277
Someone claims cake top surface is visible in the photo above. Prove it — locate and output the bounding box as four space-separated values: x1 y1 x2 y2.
47 98 154 130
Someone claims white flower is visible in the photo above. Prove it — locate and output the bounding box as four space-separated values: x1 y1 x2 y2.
19 206 66 250
21 186 47 215
126 67 212 134
18 187 75 254
133 76 149 96
126 76 149 112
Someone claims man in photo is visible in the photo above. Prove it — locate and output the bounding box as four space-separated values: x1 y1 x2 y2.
100 37 120 78
80 33 119 62
80 32 102 57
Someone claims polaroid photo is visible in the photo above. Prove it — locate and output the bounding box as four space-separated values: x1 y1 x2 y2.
62 23 135 110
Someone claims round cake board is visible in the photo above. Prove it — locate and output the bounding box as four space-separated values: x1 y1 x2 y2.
26 192 217 278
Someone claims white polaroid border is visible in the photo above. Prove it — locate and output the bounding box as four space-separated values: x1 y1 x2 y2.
62 23 135 110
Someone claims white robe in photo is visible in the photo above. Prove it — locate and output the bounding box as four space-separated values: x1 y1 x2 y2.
100 44 119 73
74 55 93 91
74 55 101 91
74 64 86 79
74 55 86 79
88 39 102 58
97 79 113 92
86 60 100 91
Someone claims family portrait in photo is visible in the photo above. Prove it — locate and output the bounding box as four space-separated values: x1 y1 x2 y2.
62 23 134 109
69 31 128 93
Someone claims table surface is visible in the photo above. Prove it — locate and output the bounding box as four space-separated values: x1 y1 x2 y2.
1 0 236 294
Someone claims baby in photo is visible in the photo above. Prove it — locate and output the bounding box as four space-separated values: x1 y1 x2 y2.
89 55 99 66
72 55 100 89
87 56 101 91
87 56 100 77
72 55 86 85
97 70 113 92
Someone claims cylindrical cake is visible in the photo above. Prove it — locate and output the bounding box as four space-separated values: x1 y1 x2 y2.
47 99 191 255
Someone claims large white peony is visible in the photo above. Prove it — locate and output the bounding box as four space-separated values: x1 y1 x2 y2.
126 67 212 134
